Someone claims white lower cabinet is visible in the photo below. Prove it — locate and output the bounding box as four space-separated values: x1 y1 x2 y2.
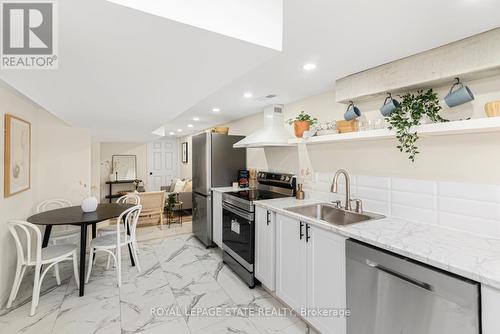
276 213 307 311
212 191 223 248
276 213 347 334
482 285 500 334
255 206 276 290
306 224 346 334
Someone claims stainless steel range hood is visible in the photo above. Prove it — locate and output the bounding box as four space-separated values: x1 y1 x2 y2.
233 104 293 148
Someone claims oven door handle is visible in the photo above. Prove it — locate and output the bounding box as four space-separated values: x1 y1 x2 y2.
222 202 254 221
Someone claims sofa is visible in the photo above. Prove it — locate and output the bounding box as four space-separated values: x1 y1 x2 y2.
161 178 192 211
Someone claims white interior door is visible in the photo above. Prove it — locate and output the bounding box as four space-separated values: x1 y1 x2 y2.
147 139 178 191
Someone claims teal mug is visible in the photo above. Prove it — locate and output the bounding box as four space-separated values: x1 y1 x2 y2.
444 78 474 108
380 94 400 117
344 101 361 121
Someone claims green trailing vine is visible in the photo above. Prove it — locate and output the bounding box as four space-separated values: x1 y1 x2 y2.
386 89 447 162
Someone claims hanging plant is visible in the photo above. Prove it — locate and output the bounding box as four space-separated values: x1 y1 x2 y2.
386 89 447 162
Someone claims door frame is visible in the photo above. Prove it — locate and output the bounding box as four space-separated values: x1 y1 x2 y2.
147 138 179 191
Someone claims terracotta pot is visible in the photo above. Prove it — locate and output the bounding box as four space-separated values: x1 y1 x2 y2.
293 121 311 138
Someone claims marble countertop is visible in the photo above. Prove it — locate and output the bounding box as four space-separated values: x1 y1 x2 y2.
254 197 500 290
212 187 249 193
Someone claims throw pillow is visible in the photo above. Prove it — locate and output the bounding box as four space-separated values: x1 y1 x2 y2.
169 179 178 192
173 179 186 193
183 180 192 192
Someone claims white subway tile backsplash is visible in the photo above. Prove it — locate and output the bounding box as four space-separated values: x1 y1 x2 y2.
357 186 390 202
363 199 390 216
315 172 331 183
438 181 500 203
392 204 438 225
392 178 437 195
438 212 500 237
296 172 500 238
356 175 390 189
392 191 436 210
438 197 500 221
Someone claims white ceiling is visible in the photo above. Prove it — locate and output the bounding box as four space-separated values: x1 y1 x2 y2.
1 0 499 141
164 0 500 137
105 0 283 51
0 0 278 141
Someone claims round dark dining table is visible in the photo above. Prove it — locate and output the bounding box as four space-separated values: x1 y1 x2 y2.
27 203 134 296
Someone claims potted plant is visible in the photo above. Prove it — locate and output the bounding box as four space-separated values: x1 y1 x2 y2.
386 89 447 162
165 193 177 220
287 111 318 138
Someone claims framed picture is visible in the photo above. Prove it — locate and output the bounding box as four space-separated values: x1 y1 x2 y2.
4 114 31 197
182 142 188 163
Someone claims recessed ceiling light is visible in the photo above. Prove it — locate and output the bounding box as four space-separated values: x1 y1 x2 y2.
303 63 317 71
212 107 220 113
177 129 182 132
193 117 200 121
187 124 193 128
169 132 175 135
243 92 253 98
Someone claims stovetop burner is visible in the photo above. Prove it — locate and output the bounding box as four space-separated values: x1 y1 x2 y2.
222 171 296 212
225 189 291 202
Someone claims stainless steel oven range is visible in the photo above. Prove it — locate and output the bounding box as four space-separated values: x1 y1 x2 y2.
222 171 296 287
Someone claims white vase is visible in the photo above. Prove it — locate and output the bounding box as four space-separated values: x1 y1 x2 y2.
109 173 116 182
81 196 98 212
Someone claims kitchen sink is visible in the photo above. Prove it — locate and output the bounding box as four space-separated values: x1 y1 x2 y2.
284 203 385 226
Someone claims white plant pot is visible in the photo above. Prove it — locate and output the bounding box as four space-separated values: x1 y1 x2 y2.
81 196 98 213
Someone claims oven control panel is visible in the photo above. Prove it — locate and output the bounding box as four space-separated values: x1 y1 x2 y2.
257 172 296 188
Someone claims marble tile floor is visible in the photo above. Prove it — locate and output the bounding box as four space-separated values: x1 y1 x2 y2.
136 221 193 243
0 234 316 334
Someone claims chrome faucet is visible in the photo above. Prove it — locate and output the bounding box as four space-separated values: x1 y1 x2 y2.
331 169 363 213
331 169 352 211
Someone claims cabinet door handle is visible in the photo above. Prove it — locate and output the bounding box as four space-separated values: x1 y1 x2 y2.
299 222 304 240
306 224 311 242
266 211 271 226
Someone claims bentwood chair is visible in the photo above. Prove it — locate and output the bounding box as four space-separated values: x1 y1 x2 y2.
36 199 80 283
36 199 80 245
86 205 142 287
6 221 79 316
98 194 141 268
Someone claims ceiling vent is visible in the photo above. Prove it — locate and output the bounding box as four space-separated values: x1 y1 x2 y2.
256 94 277 101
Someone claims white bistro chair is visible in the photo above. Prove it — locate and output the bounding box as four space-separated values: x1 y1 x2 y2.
6 221 79 316
98 194 141 269
98 194 140 236
86 205 142 287
36 199 80 245
36 199 79 283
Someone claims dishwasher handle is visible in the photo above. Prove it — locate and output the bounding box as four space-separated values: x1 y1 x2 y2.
367 260 433 292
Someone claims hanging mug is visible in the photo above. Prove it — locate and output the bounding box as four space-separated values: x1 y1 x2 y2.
380 93 400 117
444 78 474 108
344 101 361 121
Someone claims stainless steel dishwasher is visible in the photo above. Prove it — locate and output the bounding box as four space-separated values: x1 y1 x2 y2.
346 239 480 334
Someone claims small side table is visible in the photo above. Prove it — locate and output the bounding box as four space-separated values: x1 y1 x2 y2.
166 201 183 228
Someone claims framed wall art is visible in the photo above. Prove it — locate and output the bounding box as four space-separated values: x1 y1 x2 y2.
4 114 31 197
182 142 188 163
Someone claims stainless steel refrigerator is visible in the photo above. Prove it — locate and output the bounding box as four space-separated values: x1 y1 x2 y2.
192 132 246 247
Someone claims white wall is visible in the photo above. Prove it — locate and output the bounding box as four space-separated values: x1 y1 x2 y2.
0 82 91 308
99 142 148 202
179 135 192 179
223 74 500 184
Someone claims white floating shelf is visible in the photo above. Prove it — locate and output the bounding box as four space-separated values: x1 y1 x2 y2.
289 117 500 145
